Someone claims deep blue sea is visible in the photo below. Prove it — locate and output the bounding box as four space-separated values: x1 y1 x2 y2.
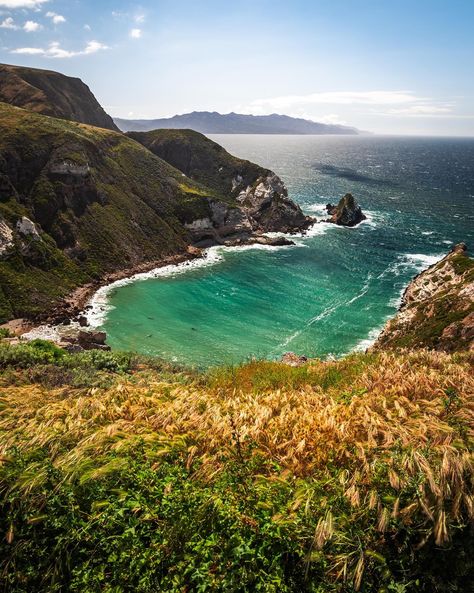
93 135 474 367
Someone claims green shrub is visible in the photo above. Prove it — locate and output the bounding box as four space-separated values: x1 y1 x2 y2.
66 349 134 373
0 339 65 369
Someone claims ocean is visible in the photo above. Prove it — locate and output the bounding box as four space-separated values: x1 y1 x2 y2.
92 135 474 367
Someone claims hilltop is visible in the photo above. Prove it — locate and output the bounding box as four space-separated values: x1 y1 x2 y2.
0 63 119 131
115 111 360 135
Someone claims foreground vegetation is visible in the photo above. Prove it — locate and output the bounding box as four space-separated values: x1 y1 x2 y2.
0 340 473 592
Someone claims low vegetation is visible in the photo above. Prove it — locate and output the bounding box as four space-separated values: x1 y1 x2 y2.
0 339 472 592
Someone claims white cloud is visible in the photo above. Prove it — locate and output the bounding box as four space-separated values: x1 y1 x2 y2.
11 46 42 54
46 11 65 24
0 0 48 7
241 90 454 119
23 19 41 32
11 40 109 58
318 113 348 126
130 28 141 39
0 16 17 28
84 24 91 31
384 105 452 116
83 40 108 54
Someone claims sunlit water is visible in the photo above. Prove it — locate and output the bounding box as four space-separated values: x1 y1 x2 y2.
94 135 474 367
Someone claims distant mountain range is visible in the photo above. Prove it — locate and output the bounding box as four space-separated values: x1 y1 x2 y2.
114 111 360 135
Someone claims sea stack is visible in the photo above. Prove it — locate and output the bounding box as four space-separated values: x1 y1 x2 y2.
325 193 366 227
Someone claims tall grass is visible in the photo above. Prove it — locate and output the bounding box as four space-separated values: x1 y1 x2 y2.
0 348 473 591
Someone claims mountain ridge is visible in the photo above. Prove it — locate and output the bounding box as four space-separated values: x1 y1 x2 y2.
115 110 360 135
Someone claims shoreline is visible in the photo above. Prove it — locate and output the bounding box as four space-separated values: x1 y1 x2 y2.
6 228 311 341
2 247 204 338
4 214 391 354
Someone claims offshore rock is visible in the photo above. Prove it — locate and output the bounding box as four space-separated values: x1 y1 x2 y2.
326 193 366 227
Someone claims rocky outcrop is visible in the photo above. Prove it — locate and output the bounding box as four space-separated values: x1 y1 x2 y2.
0 63 119 131
280 352 308 366
16 217 40 239
128 129 314 242
325 193 366 227
236 174 312 233
0 217 13 255
374 243 474 352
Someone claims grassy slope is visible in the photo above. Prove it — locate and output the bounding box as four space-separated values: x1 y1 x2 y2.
0 340 473 592
0 63 119 131
127 128 268 199
0 104 219 321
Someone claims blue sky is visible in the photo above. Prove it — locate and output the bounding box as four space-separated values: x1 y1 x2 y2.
0 0 472 135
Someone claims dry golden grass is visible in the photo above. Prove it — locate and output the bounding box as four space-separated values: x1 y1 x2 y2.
1 349 473 548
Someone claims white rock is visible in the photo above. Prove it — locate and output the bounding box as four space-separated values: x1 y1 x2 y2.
0 217 13 255
16 216 40 238
184 217 213 231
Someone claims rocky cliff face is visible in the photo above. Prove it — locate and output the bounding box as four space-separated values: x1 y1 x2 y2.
0 63 119 131
127 129 313 242
325 193 366 227
374 243 474 352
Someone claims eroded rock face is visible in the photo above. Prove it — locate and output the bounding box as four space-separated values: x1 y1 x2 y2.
237 174 312 233
374 243 474 352
0 217 13 255
16 216 40 239
126 129 314 240
326 193 366 227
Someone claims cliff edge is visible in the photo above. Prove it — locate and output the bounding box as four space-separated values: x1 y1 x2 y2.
374 243 474 352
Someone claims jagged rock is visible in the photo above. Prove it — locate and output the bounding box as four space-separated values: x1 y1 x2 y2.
16 216 40 239
0 217 13 255
374 243 474 352
74 330 110 350
77 316 89 327
237 174 313 233
281 352 308 367
326 193 366 227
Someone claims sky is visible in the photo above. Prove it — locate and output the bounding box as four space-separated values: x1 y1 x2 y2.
0 0 473 135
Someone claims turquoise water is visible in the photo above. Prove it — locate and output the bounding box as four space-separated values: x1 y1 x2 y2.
96 135 474 367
